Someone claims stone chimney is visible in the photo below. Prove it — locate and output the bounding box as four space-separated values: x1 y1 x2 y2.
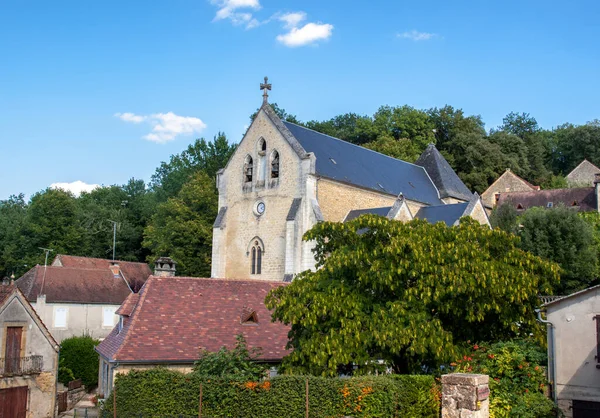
2 276 10 286
109 262 120 278
154 257 176 277
595 173 600 213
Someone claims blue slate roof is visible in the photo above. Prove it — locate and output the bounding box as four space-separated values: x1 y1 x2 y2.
344 207 391 222
415 144 473 202
414 203 469 226
283 122 443 205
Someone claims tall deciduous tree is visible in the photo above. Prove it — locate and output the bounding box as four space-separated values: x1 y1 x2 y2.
143 171 217 277
266 216 559 376
0 194 28 277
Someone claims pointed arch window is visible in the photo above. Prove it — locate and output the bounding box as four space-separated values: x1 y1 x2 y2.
270 150 280 179
250 239 264 275
257 138 267 184
244 155 253 183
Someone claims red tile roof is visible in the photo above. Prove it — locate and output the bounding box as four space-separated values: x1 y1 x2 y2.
497 187 597 212
116 293 140 316
16 265 133 304
0 282 16 305
52 255 151 291
96 276 290 363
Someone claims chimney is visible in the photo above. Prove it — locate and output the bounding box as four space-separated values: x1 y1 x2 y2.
109 262 120 278
595 174 600 213
2 276 10 286
154 257 176 277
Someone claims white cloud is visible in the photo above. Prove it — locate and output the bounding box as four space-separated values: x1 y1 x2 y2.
211 0 261 29
114 112 145 123
115 112 207 144
279 12 306 29
51 181 100 196
277 21 334 47
398 30 436 41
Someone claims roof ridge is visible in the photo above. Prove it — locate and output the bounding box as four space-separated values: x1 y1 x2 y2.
113 277 154 361
151 275 287 284
283 121 431 170
56 254 149 265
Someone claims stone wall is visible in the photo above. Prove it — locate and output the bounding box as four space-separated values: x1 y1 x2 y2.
481 170 536 209
442 373 489 418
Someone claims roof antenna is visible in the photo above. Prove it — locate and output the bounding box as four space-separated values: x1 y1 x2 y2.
108 220 118 261
39 247 53 295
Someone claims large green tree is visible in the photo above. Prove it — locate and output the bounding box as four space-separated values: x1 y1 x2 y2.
266 216 559 376
0 194 29 277
517 206 598 294
143 171 217 277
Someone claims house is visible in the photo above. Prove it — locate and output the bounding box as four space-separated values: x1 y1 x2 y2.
481 169 540 210
0 277 59 418
542 285 600 417
16 255 153 342
95 272 289 397
211 78 489 282
496 178 600 213
566 160 600 187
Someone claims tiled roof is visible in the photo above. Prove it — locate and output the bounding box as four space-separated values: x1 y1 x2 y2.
16 265 133 304
115 293 140 316
283 122 443 205
0 282 16 305
496 188 597 211
415 144 473 202
415 203 469 226
52 255 151 291
96 276 290 363
344 207 392 222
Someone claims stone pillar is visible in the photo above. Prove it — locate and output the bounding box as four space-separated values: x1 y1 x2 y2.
442 373 489 418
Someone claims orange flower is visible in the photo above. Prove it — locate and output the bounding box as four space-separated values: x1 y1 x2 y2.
473 344 479 350
260 381 271 390
244 381 258 390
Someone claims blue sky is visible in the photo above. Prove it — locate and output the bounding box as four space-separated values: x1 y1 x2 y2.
1 0 599 199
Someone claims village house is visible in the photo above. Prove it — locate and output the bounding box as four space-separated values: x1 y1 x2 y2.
211 78 490 282
566 160 600 187
95 270 289 397
481 168 540 211
542 285 600 418
0 277 59 418
16 255 152 342
496 175 600 213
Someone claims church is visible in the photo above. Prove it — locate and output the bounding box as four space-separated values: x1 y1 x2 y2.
210 78 490 282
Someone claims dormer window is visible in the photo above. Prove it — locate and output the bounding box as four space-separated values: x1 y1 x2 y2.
244 155 253 183
572 200 579 207
517 203 524 210
241 307 258 325
547 202 553 208
271 150 280 179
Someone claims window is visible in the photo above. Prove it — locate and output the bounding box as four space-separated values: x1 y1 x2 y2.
257 139 267 184
270 150 280 179
118 316 124 333
547 202 553 208
250 240 263 275
103 307 116 327
54 307 68 328
244 155 253 183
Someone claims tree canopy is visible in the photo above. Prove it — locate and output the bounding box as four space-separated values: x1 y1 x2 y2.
266 216 559 376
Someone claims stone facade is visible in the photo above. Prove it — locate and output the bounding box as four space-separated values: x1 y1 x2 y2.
566 159 600 187
544 285 600 417
0 285 59 418
481 169 539 210
442 373 490 418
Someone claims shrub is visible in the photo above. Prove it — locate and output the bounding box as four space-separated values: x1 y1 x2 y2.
102 368 439 418
453 339 557 418
59 335 100 389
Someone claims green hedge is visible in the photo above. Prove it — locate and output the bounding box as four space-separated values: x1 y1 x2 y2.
102 368 439 417
59 335 100 388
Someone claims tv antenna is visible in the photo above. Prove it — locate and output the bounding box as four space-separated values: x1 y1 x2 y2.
108 220 118 261
39 247 53 295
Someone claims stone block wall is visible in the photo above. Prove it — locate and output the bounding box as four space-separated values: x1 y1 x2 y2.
442 373 489 418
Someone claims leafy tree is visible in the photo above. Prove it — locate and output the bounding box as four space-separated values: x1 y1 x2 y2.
551 120 600 174
498 112 540 139
540 174 568 190
0 194 28 277
59 335 100 388
428 105 486 151
372 105 435 151
266 216 559 376
150 133 235 202
365 136 421 162
305 113 376 145
518 206 597 294
192 334 267 379
490 204 519 234
143 171 217 277
488 131 530 178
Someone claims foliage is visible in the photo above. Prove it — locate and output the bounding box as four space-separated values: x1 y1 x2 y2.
453 339 556 418
250 103 301 125
193 334 268 380
266 216 559 376
150 133 235 202
365 136 421 162
58 357 75 386
550 120 600 174
490 204 519 234
102 368 439 418
59 335 100 388
518 206 597 294
143 171 217 277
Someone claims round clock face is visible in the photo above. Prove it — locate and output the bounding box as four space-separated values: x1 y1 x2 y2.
256 202 265 215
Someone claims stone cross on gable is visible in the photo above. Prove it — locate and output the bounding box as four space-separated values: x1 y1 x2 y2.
260 76 272 104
